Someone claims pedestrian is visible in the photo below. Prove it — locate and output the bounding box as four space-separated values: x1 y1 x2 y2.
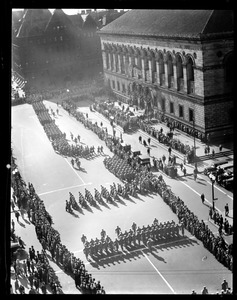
221 279 228 292
78 135 80 142
147 148 150 156
219 144 223 152
183 167 186 176
212 149 215 158
193 170 197 181
207 145 210 154
180 162 183 171
183 155 186 165
56 108 59 115
100 146 104 153
15 210 20 222
168 146 172 156
22 260 28 277
100 122 103 127
224 203 229 217
201 193 205 204
147 137 151 146
201 286 208 294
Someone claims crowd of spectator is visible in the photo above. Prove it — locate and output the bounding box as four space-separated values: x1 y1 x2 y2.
209 207 233 236
11 153 106 294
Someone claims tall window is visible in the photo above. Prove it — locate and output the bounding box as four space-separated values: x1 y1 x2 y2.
117 81 120 91
179 105 184 118
176 54 184 91
112 80 115 89
189 108 194 122
161 98 165 111
167 53 174 79
158 53 165 85
170 102 174 114
187 56 194 94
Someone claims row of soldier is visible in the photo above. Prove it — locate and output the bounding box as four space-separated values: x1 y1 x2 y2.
65 182 141 214
81 219 181 260
11 157 106 294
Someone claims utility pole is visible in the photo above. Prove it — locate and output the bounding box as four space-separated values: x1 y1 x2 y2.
193 116 196 160
209 173 216 210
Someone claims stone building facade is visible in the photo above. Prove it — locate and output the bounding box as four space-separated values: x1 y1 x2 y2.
98 10 234 140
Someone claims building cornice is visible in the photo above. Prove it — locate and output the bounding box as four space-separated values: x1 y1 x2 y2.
98 30 234 42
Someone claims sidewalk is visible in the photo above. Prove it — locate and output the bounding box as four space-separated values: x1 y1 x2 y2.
112 101 233 173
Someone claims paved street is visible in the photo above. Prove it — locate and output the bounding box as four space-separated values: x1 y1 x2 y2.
11 101 233 294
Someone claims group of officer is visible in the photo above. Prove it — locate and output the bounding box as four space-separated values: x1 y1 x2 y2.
81 219 181 260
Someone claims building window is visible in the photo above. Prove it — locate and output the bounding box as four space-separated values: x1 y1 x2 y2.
117 81 120 91
189 108 194 122
179 105 184 118
161 98 165 111
122 83 126 93
112 80 115 89
187 56 195 94
170 102 174 114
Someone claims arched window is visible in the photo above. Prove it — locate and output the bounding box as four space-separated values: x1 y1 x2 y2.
167 53 174 88
186 56 195 94
176 54 184 91
158 52 165 86
224 52 234 85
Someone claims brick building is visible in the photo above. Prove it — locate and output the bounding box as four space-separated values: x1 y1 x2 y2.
98 10 234 141
13 9 102 89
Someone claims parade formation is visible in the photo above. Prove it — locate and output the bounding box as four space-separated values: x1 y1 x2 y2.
11 93 233 294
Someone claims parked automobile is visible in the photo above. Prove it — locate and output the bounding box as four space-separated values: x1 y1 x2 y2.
203 159 229 176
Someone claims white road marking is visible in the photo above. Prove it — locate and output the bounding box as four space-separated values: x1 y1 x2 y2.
141 250 176 294
38 183 92 196
64 157 86 185
178 180 222 214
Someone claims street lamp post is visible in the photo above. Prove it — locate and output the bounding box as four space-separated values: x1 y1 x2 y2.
193 117 196 160
209 173 216 210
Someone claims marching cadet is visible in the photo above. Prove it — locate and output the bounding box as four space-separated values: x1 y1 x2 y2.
132 222 137 233
136 227 142 246
114 238 119 252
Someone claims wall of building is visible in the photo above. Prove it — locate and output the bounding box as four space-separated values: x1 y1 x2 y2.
100 33 234 139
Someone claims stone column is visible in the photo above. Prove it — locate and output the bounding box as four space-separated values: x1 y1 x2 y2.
183 63 188 93
117 54 121 73
164 62 169 87
108 52 111 70
141 58 146 81
112 53 116 72
173 63 177 89
148 59 152 83
121 54 125 74
156 61 160 85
